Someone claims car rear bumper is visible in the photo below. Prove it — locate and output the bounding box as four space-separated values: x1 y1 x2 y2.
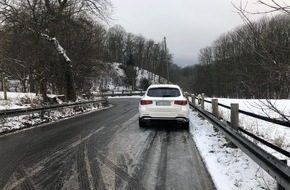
139 106 189 119
139 116 189 123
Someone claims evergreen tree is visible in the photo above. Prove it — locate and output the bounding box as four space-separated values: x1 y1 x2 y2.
139 78 151 90
123 55 137 90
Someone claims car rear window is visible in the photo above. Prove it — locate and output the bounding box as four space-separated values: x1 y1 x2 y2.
147 88 181 97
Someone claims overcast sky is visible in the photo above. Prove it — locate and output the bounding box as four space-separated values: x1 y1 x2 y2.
111 0 270 67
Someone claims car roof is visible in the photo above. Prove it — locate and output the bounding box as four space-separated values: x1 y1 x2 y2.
147 84 180 89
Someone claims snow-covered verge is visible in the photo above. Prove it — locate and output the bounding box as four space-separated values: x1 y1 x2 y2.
0 92 105 134
190 112 276 190
203 98 290 162
190 98 290 190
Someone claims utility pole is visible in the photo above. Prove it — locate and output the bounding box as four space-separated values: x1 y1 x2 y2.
163 37 169 84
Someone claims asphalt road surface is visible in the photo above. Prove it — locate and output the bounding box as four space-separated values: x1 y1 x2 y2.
0 98 216 190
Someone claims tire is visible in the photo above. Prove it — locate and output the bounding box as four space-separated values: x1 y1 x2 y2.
139 119 146 128
183 121 189 128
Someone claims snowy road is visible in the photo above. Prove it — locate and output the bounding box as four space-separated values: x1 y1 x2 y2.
0 98 215 190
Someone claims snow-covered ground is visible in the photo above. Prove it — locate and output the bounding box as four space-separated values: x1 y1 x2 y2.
190 112 276 189
191 98 290 190
203 98 290 162
96 62 167 92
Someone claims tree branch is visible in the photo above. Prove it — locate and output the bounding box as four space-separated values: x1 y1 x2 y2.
40 33 71 64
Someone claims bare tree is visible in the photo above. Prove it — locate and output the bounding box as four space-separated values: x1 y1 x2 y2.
105 25 126 63
233 1 290 121
0 0 112 101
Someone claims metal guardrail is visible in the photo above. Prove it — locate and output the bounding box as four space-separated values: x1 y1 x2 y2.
94 91 145 97
0 100 106 119
201 98 290 157
190 103 290 190
0 91 144 119
205 99 290 128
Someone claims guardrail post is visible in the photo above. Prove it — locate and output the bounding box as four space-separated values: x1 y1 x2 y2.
212 99 219 118
201 93 205 110
184 92 189 100
277 160 287 190
191 94 195 106
231 103 239 130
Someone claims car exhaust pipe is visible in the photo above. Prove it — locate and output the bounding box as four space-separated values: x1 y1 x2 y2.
176 118 187 123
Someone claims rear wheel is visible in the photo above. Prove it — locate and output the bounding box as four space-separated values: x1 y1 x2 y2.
139 119 146 128
183 121 189 128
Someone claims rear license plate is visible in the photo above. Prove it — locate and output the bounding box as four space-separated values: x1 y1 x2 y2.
156 101 171 106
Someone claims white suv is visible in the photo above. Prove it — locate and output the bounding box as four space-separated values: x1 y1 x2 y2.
138 84 190 127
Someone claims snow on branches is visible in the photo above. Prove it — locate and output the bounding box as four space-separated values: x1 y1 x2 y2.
40 33 71 64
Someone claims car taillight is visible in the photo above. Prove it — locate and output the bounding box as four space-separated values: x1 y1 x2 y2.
141 100 153 105
174 100 187 105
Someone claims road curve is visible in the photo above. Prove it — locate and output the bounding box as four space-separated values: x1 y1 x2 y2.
0 98 215 190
